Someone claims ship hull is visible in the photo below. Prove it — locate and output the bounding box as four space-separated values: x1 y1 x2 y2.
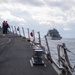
48 36 62 40
51 37 62 40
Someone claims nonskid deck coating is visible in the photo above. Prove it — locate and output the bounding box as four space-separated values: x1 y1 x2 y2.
0 29 58 75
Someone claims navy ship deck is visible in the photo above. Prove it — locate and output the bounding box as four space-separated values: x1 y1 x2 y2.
0 28 58 75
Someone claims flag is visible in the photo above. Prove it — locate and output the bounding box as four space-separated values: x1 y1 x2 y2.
30 32 33 37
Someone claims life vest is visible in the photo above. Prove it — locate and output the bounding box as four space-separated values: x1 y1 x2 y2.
2 21 8 26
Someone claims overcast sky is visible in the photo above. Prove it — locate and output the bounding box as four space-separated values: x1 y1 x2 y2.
0 0 75 38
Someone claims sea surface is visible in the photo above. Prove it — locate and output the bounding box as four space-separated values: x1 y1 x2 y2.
40 38 75 75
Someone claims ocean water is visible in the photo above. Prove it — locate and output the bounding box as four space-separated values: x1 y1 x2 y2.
40 38 75 74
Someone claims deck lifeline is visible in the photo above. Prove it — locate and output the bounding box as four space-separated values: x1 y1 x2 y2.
0 30 58 75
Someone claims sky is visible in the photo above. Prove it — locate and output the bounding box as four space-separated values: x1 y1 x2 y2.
0 0 75 38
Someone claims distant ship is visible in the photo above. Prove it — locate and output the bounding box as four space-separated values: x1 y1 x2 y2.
46 28 62 40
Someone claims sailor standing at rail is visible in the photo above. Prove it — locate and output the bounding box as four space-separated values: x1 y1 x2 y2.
2 21 10 34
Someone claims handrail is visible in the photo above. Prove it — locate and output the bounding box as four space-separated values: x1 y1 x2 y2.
9 25 75 75
57 43 74 75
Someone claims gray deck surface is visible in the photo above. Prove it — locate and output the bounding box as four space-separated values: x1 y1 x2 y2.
0 28 58 75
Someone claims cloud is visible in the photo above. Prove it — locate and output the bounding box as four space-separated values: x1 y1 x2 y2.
0 3 66 26
0 11 26 23
27 6 68 26
0 3 28 11
17 0 45 6
0 1 75 27
0 0 45 6
0 0 9 3
64 27 71 31
44 0 75 10
0 0 75 38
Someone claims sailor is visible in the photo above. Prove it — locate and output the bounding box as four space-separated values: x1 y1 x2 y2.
2 21 6 34
2 21 10 34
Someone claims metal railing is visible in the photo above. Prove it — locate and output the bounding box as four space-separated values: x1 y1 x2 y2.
8 25 75 75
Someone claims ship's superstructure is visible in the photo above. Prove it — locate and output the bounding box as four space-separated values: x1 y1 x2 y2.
47 28 62 40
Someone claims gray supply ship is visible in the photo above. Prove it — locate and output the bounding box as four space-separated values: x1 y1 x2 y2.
47 28 62 40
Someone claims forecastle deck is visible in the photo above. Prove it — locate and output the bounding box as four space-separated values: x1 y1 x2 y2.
0 27 58 75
